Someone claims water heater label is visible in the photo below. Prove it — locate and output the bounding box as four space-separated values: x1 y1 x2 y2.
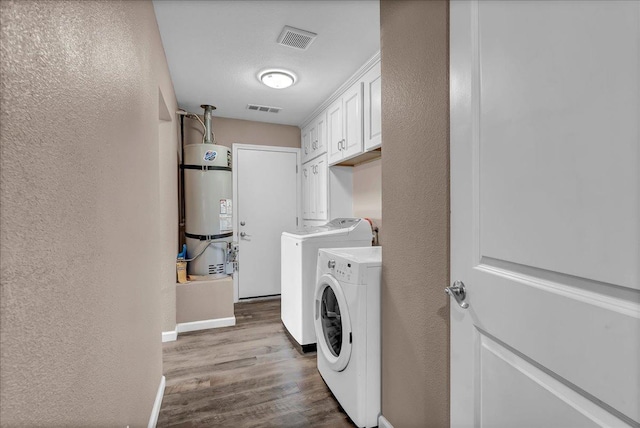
219 199 233 232
219 199 232 214
203 150 217 162
220 216 233 233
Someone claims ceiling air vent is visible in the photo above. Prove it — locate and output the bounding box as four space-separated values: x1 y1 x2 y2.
277 26 317 50
247 104 281 114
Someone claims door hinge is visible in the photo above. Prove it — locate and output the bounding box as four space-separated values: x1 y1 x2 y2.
296 217 299 226
296 165 298 173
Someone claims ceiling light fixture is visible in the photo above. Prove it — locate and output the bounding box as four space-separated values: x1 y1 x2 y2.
258 69 296 89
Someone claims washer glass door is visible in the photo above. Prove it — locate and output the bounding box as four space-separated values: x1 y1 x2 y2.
321 286 343 356
315 273 352 371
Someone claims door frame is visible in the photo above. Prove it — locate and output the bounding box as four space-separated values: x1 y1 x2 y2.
232 143 301 302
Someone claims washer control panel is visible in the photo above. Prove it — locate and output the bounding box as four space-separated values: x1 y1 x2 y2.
331 258 357 283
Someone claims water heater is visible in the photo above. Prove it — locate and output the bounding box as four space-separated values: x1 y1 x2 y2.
183 105 234 277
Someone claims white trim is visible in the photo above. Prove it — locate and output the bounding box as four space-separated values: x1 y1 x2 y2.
147 375 165 428
175 316 236 333
299 51 381 129
161 330 177 342
378 415 394 428
232 143 301 302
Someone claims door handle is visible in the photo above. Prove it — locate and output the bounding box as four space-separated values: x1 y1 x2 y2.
445 281 469 309
240 232 250 238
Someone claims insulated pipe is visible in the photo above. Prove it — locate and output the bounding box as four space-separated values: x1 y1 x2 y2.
201 104 216 144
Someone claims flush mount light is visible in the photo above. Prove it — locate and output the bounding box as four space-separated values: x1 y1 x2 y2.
258 69 297 89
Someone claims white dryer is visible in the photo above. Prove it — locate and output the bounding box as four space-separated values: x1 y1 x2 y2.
281 218 372 351
315 246 382 428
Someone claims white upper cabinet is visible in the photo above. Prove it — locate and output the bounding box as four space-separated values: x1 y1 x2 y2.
301 126 312 164
328 80 364 165
314 112 327 159
301 111 327 164
363 62 382 151
327 97 344 165
342 82 364 159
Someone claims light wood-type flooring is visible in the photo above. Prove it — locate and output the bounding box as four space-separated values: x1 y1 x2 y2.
158 298 355 427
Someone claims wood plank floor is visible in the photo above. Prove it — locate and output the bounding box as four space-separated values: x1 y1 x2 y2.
158 298 355 427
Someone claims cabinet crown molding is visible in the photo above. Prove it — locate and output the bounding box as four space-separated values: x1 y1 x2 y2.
299 51 381 129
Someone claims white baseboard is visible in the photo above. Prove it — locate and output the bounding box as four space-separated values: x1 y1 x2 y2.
176 316 236 333
378 415 394 428
148 375 165 428
161 330 177 342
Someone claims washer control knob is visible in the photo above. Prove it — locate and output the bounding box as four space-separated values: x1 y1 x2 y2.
328 260 336 269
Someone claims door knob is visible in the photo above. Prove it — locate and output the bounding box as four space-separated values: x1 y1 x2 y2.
445 281 469 309
240 232 247 237
240 221 245 226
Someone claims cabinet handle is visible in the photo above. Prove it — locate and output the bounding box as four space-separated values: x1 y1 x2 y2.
305 147 308 154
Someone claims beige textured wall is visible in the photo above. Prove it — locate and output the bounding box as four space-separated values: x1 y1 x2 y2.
0 1 178 425
159 116 179 333
184 115 301 149
380 1 450 427
353 158 382 235
176 277 234 323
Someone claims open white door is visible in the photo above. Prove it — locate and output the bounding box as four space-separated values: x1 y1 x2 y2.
450 1 639 427
234 145 299 300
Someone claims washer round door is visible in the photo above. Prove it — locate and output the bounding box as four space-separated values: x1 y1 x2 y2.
314 273 352 372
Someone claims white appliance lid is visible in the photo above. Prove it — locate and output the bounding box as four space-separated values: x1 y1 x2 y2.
282 218 370 239
320 246 382 266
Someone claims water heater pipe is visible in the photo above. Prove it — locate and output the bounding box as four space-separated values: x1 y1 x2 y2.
201 104 217 144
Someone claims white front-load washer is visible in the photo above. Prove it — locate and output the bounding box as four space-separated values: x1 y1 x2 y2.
281 218 372 351
315 246 382 428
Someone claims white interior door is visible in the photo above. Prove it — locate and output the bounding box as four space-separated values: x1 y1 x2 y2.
234 145 299 299
450 1 640 427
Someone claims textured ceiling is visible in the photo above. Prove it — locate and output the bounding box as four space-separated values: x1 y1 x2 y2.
153 0 380 126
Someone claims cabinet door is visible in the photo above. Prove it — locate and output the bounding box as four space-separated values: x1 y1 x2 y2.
302 165 311 219
315 156 328 220
342 82 363 160
309 123 318 160
363 62 382 151
315 111 327 157
327 98 344 165
301 126 311 164
309 161 319 219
